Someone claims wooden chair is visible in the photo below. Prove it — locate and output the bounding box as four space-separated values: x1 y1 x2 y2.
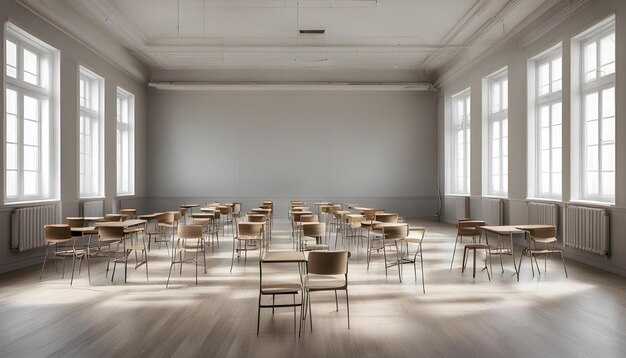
404 226 426 293
519 226 568 278
303 251 350 331
40 224 81 285
450 220 485 270
98 225 148 283
167 224 203 287
120 209 136 220
231 222 264 272
104 214 123 222
372 224 408 281
301 222 328 251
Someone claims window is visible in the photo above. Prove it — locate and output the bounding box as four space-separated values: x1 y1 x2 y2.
79 67 103 198
528 45 562 199
485 69 508 197
572 16 615 203
4 23 59 203
448 88 471 195
116 87 134 196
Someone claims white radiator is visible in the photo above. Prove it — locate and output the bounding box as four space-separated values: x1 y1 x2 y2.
482 198 503 226
11 204 61 252
528 202 558 227
564 205 610 256
452 196 470 220
80 200 103 217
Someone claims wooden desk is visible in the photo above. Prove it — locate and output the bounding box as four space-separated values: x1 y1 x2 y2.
95 219 146 228
480 225 527 276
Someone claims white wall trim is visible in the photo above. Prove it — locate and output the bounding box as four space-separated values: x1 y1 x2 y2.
516 0 594 49
148 81 438 92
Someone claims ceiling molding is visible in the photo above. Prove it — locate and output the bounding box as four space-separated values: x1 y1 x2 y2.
15 0 148 82
517 0 594 49
434 0 564 89
148 81 437 92
75 0 148 46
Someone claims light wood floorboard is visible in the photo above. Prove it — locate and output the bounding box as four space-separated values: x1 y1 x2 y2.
1 219 625 357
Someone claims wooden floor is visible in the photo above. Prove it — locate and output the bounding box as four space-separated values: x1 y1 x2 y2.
1 219 625 358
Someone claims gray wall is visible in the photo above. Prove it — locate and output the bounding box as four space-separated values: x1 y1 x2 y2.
147 90 438 218
438 0 626 276
0 1 149 272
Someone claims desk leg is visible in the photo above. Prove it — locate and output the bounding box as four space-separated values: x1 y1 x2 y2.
510 233 518 275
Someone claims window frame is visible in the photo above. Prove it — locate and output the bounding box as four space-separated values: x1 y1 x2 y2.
572 17 615 204
448 88 471 195
78 66 104 199
485 68 509 197
528 45 563 200
116 87 135 196
4 23 58 204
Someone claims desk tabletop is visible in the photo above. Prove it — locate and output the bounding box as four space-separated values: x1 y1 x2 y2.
96 219 146 228
191 212 215 218
70 226 97 233
84 216 104 222
481 225 527 234
262 251 306 263
137 212 165 220
180 204 199 208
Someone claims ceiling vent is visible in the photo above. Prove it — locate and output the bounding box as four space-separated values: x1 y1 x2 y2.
299 29 325 34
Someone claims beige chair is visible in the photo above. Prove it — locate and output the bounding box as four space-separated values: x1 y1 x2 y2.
405 227 426 293
366 213 398 263
232 202 242 222
219 205 233 237
301 222 328 251
519 226 568 278
104 214 123 222
231 222 264 272
40 224 81 285
66 217 98 283
120 208 136 220
167 224 204 287
98 225 148 283
303 251 350 331
147 212 176 253
371 224 408 281
450 220 485 270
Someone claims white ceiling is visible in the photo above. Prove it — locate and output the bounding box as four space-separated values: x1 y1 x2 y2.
19 0 561 77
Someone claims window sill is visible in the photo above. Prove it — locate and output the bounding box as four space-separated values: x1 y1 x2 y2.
4 198 59 207
526 197 562 203
79 196 105 201
116 193 136 198
445 194 470 198
568 199 614 208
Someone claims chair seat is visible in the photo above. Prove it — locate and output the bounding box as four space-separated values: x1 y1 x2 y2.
46 238 74 244
261 282 302 294
304 243 328 250
404 237 423 244
464 243 489 249
305 275 346 290
361 220 381 227
532 237 557 244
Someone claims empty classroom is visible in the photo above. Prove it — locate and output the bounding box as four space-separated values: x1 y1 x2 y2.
1 1 625 357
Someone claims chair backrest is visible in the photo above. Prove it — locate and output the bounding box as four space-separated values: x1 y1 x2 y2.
302 222 325 238
382 224 409 240
219 206 232 214
248 214 266 222
157 212 175 225
300 215 318 223
104 214 122 222
238 222 263 236
292 211 306 222
120 209 136 217
376 213 398 223
364 209 383 221
457 220 485 236
66 217 85 228
307 251 349 275
530 226 557 240
97 226 125 240
44 224 72 241
191 219 209 231
178 224 203 239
